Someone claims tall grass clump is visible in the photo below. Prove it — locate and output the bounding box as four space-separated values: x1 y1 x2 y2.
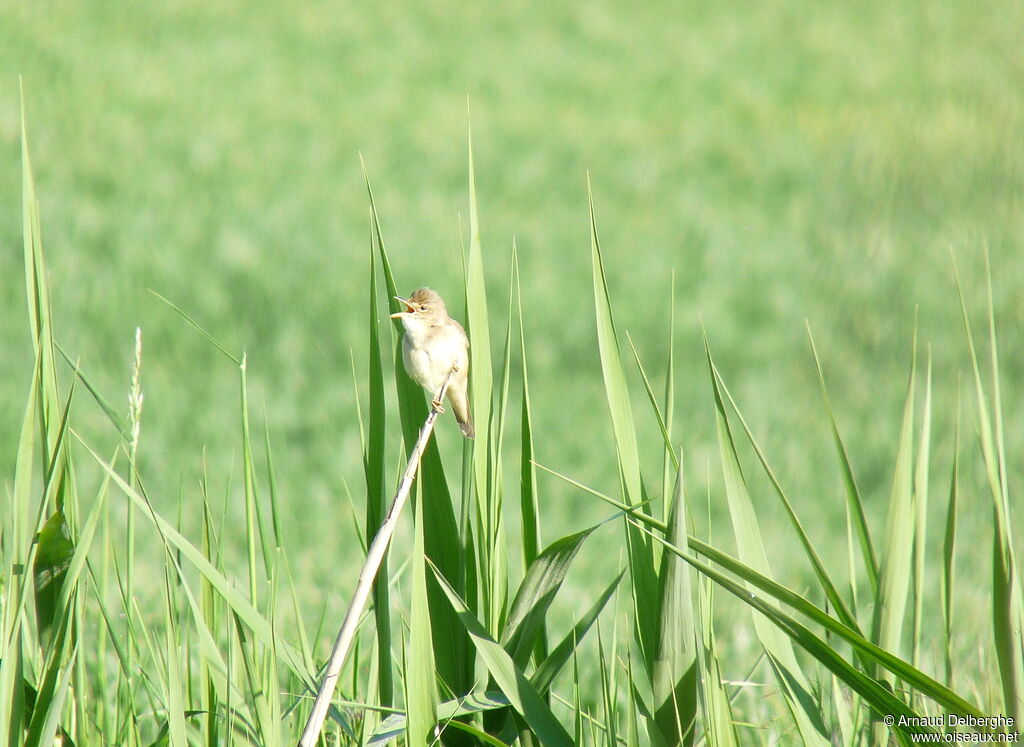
1 96 1020 746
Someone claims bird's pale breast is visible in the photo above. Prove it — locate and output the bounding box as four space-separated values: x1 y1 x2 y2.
402 323 468 394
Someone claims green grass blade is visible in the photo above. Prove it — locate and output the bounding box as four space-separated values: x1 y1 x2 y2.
487 524 600 739
148 290 241 365
694 577 738 747
588 180 643 506
960 253 1024 725
911 354 932 671
428 560 574 746
502 527 596 667
407 492 439 744
870 338 917 683
0 353 42 747
365 216 393 708
807 326 879 596
596 622 618 747
20 84 62 459
369 691 510 744
163 581 188 747
588 179 659 672
643 524 985 718
238 356 267 603
650 454 697 747
942 392 961 686
76 434 313 686
625 333 678 472
530 570 624 694
362 159 470 696
711 362 861 636
25 642 77 747
466 123 505 638
22 614 72 747
515 251 543 654
705 337 830 745
642 527 942 741
661 274 676 521
466 122 493 453
55 342 129 439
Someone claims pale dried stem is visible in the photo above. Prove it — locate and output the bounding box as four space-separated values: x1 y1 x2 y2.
298 368 456 747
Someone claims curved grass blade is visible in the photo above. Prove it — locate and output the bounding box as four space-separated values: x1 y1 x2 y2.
807 326 879 597
709 361 861 635
705 335 830 745
428 560 574 746
625 333 677 474
370 692 510 745
637 525 939 742
502 527 596 667
634 522 985 719
530 570 624 694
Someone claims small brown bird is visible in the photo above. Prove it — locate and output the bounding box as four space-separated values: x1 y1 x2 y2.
390 288 474 438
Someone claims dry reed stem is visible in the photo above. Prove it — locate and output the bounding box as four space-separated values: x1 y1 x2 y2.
298 368 456 747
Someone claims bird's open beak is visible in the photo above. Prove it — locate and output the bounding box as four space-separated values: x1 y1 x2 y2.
389 296 416 318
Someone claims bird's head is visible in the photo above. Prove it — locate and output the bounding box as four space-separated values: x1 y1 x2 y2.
390 288 449 330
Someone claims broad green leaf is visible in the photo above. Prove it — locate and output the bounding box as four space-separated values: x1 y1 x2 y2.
530 570 624 694
428 561 573 746
32 509 73 641
502 527 596 667
370 691 510 745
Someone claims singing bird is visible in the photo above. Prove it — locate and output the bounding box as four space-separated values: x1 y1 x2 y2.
390 288 474 438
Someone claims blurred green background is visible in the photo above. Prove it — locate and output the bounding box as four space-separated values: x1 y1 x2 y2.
2 0 1022 643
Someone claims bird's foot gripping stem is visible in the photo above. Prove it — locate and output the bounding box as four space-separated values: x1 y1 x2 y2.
431 398 445 413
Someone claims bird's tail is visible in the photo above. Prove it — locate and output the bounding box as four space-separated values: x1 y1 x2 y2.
448 387 475 439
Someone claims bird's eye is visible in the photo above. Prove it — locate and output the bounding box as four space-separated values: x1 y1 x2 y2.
419 305 427 311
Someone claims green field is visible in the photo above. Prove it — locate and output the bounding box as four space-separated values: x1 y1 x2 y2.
2 1 1023 744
